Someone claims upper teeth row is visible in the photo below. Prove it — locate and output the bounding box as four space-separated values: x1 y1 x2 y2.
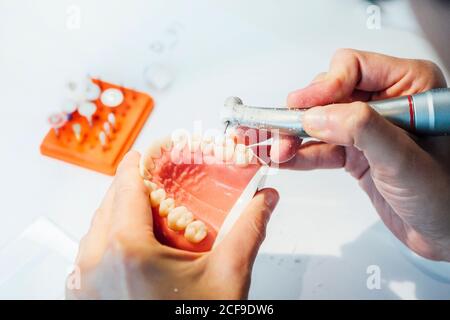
174 132 256 166
139 134 257 179
143 179 208 244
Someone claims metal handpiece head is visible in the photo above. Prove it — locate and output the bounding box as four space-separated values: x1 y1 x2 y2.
220 96 309 136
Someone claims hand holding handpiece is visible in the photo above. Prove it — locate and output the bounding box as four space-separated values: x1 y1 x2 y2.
222 88 450 136
274 49 450 261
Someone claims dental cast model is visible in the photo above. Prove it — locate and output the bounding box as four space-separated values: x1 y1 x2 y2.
139 132 263 252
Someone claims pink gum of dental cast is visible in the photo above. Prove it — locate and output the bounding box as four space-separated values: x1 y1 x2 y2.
142 141 261 252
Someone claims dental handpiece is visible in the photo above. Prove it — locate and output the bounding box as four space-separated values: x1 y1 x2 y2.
220 88 450 137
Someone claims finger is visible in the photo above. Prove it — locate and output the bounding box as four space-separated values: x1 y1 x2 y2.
271 70 337 164
76 151 154 267
287 51 359 107
287 49 445 107
302 101 433 180
218 188 279 269
279 141 345 170
270 134 303 164
110 150 153 238
270 70 329 164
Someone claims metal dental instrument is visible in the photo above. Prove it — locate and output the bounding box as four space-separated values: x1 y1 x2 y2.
220 88 450 136
223 120 230 134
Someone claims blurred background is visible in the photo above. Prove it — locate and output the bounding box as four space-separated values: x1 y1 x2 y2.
0 0 449 299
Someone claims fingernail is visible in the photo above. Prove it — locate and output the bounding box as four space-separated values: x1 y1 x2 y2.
303 107 327 131
264 189 279 208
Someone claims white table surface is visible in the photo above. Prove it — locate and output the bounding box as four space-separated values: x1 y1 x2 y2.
0 0 449 299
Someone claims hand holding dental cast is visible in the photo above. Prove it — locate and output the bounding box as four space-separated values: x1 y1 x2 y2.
274 49 450 262
66 151 279 299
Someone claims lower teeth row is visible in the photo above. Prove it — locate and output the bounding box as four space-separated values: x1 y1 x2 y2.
144 180 208 244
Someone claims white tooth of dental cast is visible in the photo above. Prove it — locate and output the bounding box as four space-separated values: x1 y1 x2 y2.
224 140 235 161
234 143 246 154
188 133 202 153
233 143 256 167
213 144 226 162
184 220 208 243
159 198 175 217
203 135 215 144
233 143 248 166
214 134 226 146
201 135 215 155
201 141 214 155
234 153 247 167
150 188 166 207
225 127 238 143
167 206 194 231
246 148 255 164
143 179 157 192
213 137 236 163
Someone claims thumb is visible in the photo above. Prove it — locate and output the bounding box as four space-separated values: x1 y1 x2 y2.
302 102 433 179
217 188 279 269
110 151 153 237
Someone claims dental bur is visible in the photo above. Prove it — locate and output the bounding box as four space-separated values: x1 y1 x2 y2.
221 88 450 136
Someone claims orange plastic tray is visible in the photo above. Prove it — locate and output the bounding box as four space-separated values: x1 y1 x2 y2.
40 79 154 175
